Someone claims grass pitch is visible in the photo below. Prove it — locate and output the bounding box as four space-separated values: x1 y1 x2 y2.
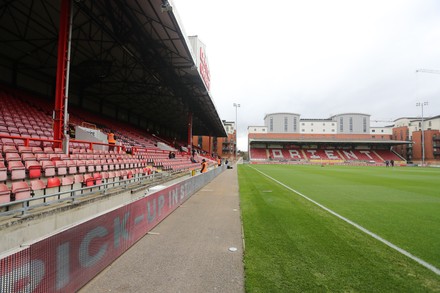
238 164 440 292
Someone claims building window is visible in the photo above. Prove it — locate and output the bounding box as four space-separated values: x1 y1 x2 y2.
349 117 353 132
323 123 326 126
302 122 305 126
340 117 343 132
270 117 273 132
311 123 314 126
363 117 367 133
323 129 326 132
302 129 305 132
331 129 335 132
284 117 288 132
293 117 297 132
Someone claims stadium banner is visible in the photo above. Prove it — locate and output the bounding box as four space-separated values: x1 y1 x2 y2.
0 166 225 292
188 36 211 92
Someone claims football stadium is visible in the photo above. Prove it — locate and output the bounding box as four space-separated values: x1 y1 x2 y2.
1 1 440 292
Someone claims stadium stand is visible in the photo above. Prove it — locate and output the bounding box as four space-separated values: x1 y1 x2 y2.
249 146 404 165
373 149 404 162
250 148 267 160
0 86 218 212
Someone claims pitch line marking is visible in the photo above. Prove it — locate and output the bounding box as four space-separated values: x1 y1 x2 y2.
251 167 440 276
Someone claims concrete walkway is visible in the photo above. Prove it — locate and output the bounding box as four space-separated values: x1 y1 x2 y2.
79 167 244 293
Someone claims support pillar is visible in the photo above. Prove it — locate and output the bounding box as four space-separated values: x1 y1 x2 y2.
187 112 193 154
53 0 72 150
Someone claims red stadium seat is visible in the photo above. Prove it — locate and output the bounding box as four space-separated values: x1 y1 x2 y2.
47 177 61 188
100 159 109 171
61 176 74 186
84 174 94 187
76 160 86 173
36 153 50 161
43 146 54 154
30 179 47 198
85 160 95 173
100 172 109 180
93 172 102 185
21 153 37 161
94 160 102 172
12 181 31 201
30 179 46 191
3 144 18 153
66 160 77 174
0 162 7 181
74 174 84 184
41 161 56 177
0 183 11 204
31 146 44 154
54 147 64 154
8 161 26 180
5 152 21 162
55 160 67 175
1 138 15 147
18 146 32 153
25 161 42 179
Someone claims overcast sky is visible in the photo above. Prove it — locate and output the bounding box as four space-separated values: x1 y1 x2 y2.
173 0 440 150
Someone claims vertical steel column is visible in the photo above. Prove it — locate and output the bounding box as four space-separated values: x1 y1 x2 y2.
187 112 193 154
53 0 72 148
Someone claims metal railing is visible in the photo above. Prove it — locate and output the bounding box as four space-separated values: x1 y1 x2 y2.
0 172 167 217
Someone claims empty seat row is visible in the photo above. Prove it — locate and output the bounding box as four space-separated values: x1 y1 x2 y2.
0 167 154 207
0 157 152 182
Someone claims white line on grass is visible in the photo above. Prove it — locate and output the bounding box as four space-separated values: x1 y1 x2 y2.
251 167 440 276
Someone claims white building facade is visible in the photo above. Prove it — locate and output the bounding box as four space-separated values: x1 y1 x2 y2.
262 112 371 134
264 113 300 133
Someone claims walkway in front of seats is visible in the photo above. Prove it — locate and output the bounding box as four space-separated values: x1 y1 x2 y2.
80 166 244 293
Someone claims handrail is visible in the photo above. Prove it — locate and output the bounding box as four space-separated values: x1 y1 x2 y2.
0 172 163 217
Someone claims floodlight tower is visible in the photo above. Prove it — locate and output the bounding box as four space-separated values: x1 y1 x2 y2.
416 101 428 166
233 103 240 159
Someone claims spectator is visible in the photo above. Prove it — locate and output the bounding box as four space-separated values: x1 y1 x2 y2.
107 131 116 151
200 159 208 173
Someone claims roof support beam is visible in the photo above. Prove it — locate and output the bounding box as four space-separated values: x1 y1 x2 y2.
53 0 71 150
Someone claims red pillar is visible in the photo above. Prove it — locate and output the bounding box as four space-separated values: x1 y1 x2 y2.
53 0 71 148
187 112 193 154
208 136 212 157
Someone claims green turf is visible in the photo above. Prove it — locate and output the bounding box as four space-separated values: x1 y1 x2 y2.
238 164 440 292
